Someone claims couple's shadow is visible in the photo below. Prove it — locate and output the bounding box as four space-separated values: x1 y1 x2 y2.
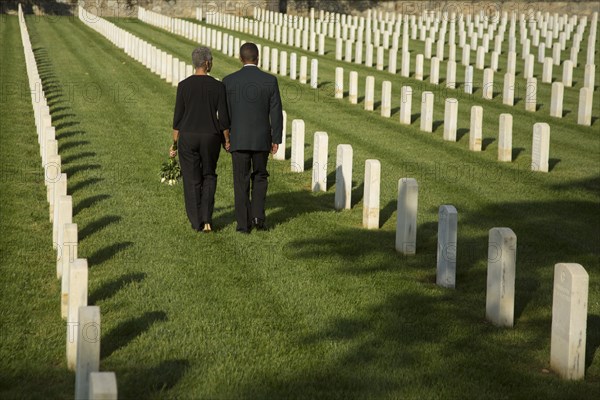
212 189 336 230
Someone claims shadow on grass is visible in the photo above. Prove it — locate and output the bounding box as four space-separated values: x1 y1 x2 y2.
237 197 599 398
118 359 190 399
73 193 110 216
69 177 104 194
89 272 146 304
586 315 600 371
101 311 168 359
88 241 134 267
79 215 121 241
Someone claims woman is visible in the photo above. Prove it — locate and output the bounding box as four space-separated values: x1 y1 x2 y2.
170 46 230 233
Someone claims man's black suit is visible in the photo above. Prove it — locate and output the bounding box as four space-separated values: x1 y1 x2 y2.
223 65 283 231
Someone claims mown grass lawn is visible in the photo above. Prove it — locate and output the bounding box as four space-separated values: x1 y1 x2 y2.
0 13 599 399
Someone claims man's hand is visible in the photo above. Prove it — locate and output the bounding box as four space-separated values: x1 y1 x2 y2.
169 145 177 158
271 143 279 155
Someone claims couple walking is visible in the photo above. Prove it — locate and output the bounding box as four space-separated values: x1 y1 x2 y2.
171 43 283 234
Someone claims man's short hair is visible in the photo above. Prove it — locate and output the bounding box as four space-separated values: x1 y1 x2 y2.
240 43 259 63
192 46 212 69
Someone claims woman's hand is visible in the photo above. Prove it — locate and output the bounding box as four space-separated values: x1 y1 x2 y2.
223 140 231 152
169 145 177 158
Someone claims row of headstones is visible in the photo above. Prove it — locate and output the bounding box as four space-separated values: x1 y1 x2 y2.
199 7 596 122
18 5 118 399
332 68 593 147
335 34 596 82
139 7 322 89
276 119 590 381
251 4 598 96
250 5 596 66
313 7 596 63
254 6 591 48
286 119 548 236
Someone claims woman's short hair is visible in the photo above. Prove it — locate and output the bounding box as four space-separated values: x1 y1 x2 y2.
192 47 213 69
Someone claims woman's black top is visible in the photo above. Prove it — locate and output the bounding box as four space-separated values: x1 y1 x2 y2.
172 75 230 134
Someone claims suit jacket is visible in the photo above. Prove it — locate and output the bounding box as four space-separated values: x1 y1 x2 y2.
222 65 283 152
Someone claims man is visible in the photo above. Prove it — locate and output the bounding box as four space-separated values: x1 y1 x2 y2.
223 43 283 233
171 46 230 233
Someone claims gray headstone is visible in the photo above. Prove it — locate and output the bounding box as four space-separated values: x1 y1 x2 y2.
550 263 589 380
395 178 418 255
486 228 516 327
75 306 100 399
311 132 328 192
335 144 353 210
363 160 380 229
436 205 457 288
531 123 550 172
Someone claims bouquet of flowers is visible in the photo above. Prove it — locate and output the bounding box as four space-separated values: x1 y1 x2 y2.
159 142 181 186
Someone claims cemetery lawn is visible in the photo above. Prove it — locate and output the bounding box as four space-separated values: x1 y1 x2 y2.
1 14 599 399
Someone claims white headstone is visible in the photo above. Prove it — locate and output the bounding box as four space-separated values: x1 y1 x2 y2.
443 98 458 141
464 65 474 94
525 77 537 112
583 64 595 89
299 56 308 84
290 53 297 80
400 51 410 77
364 76 375 111
470 105 483 151
498 113 513 162
503 73 515 106
476 46 485 69
462 44 471 66
550 263 589 380
446 60 457 89
415 54 424 80
562 60 573 87
430 56 440 84
349 71 358 104
66 259 88 371
51 173 67 226
55 195 72 263
482 68 494 100
550 82 564 118
363 160 381 229
311 132 328 192
291 119 305 172
399 86 412 125
420 91 434 132
280 50 287 76
395 178 418 255
60 223 78 319
335 67 344 99
436 205 458 288
524 53 534 79
542 57 553 83
577 87 593 126
310 59 318 89
531 122 550 172
381 81 392 117
273 110 287 160
74 306 100 400
376 46 384 70
335 144 353 210
486 228 516 327
388 50 398 74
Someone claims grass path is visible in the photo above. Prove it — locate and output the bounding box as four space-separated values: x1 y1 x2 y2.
0 15 598 399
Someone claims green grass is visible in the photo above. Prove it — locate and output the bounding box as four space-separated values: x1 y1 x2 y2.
0 14 599 399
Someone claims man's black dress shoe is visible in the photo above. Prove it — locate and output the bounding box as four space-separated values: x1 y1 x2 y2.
252 218 268 231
